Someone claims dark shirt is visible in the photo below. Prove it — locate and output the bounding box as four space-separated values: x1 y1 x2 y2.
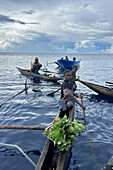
61 80 74 99
31 62 42 73
71 71 77 91
71 72 76 83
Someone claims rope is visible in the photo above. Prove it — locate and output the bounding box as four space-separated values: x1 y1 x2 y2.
0 142 36 168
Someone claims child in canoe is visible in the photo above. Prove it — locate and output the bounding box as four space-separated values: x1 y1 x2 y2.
59 69 85 118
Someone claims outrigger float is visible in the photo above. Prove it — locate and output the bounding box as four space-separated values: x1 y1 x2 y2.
35 108 75 170
16 67 62 82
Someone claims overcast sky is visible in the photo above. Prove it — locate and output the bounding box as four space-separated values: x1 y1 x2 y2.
0 0 113 53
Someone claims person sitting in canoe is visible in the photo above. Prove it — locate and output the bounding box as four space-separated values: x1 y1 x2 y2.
59 69 85 118
65 56 69 60
31 57 42 74
73 57 76 61
71 65 78 91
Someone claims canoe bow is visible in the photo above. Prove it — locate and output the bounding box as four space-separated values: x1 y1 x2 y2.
35 108 75 170
80 80 113 99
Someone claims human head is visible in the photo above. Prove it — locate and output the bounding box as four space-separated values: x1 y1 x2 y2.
63 69 71 81
72 65 78 72
73 57 76 61
35 57 38 63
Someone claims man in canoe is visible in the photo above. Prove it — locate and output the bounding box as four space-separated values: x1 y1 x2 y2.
31 57 42 74
59 69 85 118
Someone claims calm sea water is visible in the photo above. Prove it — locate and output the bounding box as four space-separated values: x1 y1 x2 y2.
0 53 113 170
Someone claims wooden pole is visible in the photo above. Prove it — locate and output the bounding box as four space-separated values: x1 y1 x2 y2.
0 87 30 108
81 98 87 125
106 81 113 85
0 79 32 108
40 69 62 74
26 83 61 87
0 125 47 130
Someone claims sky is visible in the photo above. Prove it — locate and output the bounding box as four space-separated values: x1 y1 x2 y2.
0 0 113 54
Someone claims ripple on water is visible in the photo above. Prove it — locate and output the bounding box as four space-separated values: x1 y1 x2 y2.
0 54 113 170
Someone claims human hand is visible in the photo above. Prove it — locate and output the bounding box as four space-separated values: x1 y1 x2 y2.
82 105 85 111
78 79 81 82
78 93 83 99
80 104 85 111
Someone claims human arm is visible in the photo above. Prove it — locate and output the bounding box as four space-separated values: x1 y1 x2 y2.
31 62 34 72
68 92 85 111
39 64 42 69
31 62 33 69
73 92 83 99
38 62 42 70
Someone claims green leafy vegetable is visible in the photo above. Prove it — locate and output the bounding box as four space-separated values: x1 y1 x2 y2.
43 115 85 151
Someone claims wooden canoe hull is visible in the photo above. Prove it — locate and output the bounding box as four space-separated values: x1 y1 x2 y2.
81 80 113 99
35 108 75 170
16 67 61 82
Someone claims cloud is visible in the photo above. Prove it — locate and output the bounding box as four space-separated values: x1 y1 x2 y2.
0 14 39 25
21 10 35 15
0 14 25 24
0 0 113 53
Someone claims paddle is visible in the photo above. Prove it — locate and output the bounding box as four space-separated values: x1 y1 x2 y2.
0 125 46 130
29 82 61 96
0 82 31 108
81 97 96 160
46 88 61 96
81 97 87 125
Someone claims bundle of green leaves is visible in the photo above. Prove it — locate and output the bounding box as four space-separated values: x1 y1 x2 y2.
43 115 85 151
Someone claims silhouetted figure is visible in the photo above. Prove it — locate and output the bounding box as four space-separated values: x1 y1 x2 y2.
65 56 69 60
73 57 76 61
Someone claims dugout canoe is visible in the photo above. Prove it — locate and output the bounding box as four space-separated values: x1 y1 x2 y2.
35 108 75 170
80 80 113 99
101 156 113 170
16 67 62 82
